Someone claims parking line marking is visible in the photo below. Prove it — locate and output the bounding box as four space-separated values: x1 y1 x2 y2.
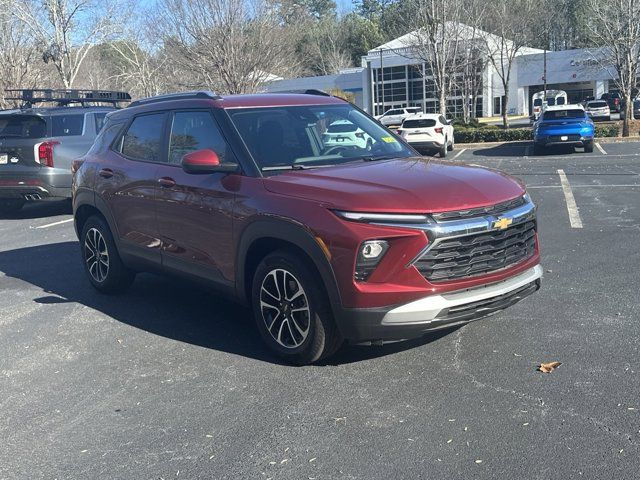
35 218 74 229
451 148 466 161
529 184 640 189
595 142 607 155
557 169 583 229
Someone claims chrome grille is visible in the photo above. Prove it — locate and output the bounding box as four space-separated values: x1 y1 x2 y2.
414 220 537 282
431 196 526 222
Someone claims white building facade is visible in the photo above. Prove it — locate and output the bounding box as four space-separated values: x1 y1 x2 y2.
266 27 620 119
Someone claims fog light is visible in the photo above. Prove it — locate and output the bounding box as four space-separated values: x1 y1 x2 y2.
355 240 389 281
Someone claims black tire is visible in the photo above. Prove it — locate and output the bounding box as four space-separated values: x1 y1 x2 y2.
439 144 447 158
533 144 543 155
584 140 594 153
447 137 454 151
251 250 342 365
80 215 135 294
366 139 373 151
0 199 25 213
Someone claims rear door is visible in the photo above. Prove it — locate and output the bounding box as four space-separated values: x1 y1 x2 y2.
154 109 236 284
96 112 168 265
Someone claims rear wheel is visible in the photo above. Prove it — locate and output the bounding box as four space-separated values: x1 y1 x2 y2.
584 140 594 153
251 250 342 365
439 143 447 158
80 215 135 294
0 199 25 213
447 136 454 151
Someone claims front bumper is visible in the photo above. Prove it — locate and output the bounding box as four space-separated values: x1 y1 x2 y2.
335 264 542 343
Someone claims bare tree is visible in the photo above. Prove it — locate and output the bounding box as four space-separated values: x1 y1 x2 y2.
160 0 302 94
585 0 640 137
405 0 466 115
305 19 353 75
455 1 486 122
480 0 540 128
13 0 123 88
0 0 45 107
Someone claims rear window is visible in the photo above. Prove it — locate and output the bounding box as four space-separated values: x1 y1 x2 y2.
327 123 358 133
0 115 46 138
403 119 436 128
95 113 108 133
533 99 543 107
543 109 585 120
406 108 421 113
52 114 84 136
588 101 608 108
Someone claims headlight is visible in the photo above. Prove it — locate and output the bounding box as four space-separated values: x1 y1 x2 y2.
334 211 431 224
355 240 389 281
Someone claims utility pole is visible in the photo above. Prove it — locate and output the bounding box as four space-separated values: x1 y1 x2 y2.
379 48 385 115
543 23 549 101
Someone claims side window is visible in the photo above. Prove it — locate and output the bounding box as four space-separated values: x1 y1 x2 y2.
94 113 108 133
169 111 232 165
120 113 166 162
51 114 84 136
439 115 447 125
88 122 123 155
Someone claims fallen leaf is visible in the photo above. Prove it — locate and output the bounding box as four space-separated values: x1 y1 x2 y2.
522 423 529 426
538 361 562 373
309 458 317 463
280 459 289 464
475 459 483 464
447 439 452 444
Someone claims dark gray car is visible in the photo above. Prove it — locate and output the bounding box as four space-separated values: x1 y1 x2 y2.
0 89 130 213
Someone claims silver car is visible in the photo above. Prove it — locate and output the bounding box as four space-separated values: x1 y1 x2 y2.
0 89 130 213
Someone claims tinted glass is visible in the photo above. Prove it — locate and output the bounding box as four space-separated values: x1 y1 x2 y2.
169 111 231 165
121 113 165 162
0 115 46 138
88 122 123 155
228 104 414 172
327 122 358 133
52 114 84 136
543 109 585 120
95 113 108 132
547 98 556 106
588 101 608 108
533 99 543 106
403 119 436 128
556 97 566 105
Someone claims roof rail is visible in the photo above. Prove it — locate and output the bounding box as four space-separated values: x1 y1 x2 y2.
277 89 331 97
129 91 221 107
4 89 131 108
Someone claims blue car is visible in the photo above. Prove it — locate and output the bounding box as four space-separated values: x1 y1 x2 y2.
533 105 595 154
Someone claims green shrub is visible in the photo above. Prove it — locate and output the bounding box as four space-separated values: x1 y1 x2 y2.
594 125 619 138
454 128 532 144
454 124 620 143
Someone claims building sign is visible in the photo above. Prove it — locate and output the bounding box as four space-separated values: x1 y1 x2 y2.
570 58 601 68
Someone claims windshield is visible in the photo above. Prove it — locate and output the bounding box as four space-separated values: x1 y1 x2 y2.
228 104 414 172
588 101 608 108
542 109 586 120
0 115 46 139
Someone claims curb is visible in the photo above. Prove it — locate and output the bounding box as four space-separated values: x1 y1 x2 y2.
457 136 639 149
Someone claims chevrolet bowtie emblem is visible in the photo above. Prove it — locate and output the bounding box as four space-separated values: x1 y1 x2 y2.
493 217 513 230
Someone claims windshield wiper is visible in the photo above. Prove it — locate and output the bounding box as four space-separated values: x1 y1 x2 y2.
359 155 397 162
261 164 311 171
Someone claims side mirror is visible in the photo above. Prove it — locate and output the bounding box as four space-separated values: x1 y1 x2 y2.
182 149 238 174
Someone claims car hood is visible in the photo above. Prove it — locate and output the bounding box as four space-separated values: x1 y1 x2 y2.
262 158 525 213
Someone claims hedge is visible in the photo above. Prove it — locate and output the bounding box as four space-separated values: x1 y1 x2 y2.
454 124 620 144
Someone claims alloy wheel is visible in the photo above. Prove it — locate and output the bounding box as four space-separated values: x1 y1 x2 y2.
84 227 109 283
260 268 311 348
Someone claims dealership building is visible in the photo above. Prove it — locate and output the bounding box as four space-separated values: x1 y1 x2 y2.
265 25 620 118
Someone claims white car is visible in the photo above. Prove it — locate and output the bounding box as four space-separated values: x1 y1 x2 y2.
375 107 422 127
584 100 611 121
397 113 454 157
322 120 373 150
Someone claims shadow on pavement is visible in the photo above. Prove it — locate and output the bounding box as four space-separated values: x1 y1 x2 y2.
0 241 454 366
471 141 530 157
0 200 72 220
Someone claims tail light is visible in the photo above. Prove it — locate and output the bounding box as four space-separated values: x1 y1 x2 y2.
615 99 620 105
434 127 443 134
37 141 59 168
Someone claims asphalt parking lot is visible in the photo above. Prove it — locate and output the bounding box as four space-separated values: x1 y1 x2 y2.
1 141 639 479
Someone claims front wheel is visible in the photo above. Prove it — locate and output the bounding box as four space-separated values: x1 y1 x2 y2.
251 250 342 365
80 215 135 294
584 140 594 153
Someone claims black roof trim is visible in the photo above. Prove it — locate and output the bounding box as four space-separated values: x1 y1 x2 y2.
5 89 131 108
277 89 331 97
128 91 221 108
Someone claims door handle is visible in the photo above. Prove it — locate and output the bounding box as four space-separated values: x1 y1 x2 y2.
158 177 176 188
99 168 113 179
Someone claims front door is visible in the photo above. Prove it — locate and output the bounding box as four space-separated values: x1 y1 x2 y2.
154 110 236 285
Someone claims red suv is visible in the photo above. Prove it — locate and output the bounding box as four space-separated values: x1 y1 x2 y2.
73 91 541 364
